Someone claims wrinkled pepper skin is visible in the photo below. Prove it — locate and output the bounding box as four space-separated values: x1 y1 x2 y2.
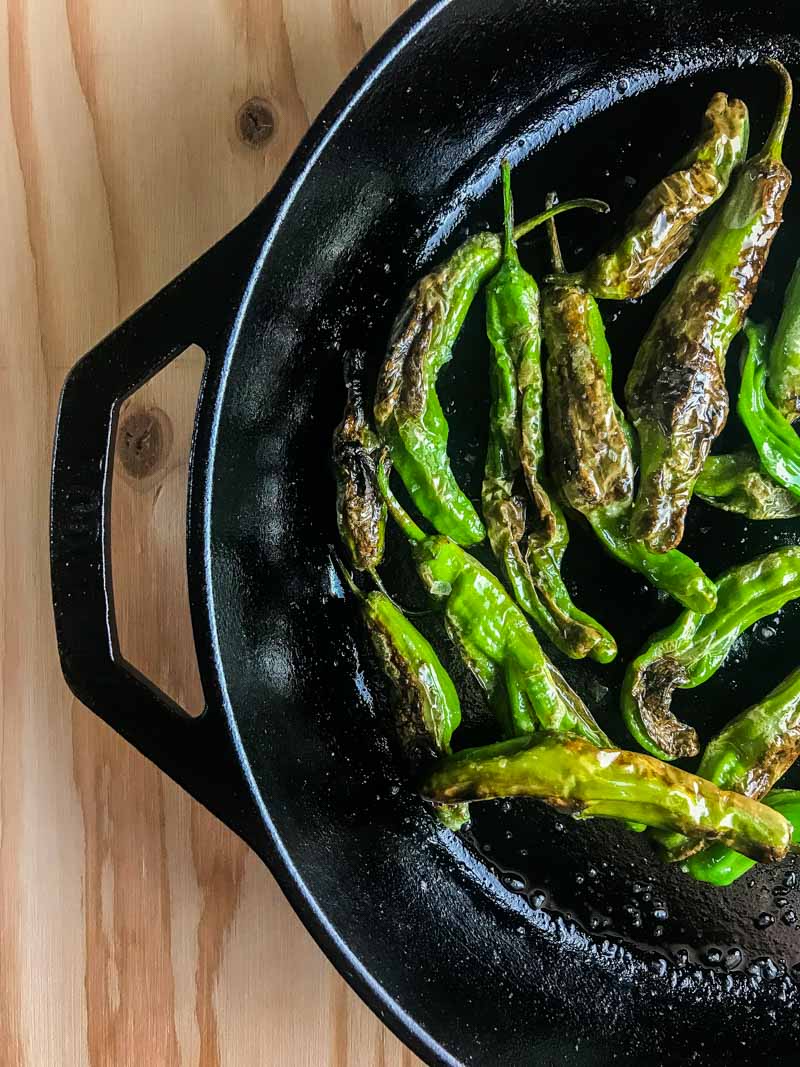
482 164 616 663
374 198 608 547
621 546 800 761
333 350 388 574
695 449 800 519
419 732 792 865
767 257 800 420
542 206 717 614
547 92 749 300
686 789 800 886
377 462 611 747
655 667 800 862
626 60 793 554
353 585 470 830
739 319 800 500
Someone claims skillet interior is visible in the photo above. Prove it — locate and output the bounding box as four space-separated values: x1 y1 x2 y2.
207 1 800 1061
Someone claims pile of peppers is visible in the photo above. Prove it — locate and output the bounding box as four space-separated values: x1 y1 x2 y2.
331 59 800 890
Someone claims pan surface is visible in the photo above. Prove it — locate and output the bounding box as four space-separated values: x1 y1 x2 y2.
190 0 800 1062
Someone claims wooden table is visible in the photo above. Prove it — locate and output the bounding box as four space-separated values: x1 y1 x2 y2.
2 1 421 1062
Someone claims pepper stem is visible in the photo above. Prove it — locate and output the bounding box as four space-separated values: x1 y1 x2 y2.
513 197 608 242
544 191 566 273
763 58 794 161
376 450 427 544
331 550 364 601
500 160 515 261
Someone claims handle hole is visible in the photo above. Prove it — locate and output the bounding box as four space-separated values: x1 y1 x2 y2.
110 344 206 716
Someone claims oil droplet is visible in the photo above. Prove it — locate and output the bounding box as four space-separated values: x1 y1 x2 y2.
531 891 546 909
784 871 797 889
503 874 526 893
617 77 630 94
755 912 776 929
674 948 689 967
725 947 743 971
782 909 797 927
704 947 723 966
653 907 669 922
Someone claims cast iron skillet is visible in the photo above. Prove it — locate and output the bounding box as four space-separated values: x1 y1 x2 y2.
51 1 800 1062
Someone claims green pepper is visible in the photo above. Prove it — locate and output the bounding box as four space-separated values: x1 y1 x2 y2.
767 257 800 420
374 197 609 547
482 164 616 663
377 460 611 747
541 204 717 614
341 566 470 830
686 789 800 886
739 319 800 500
621 546 800 760
695 449 800 519
546 92 749 300
419 732 792 865
626 60 793 554
333 350 389 575
655 667 800 862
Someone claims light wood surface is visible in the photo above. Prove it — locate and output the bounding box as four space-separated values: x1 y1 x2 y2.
1 1 422 1064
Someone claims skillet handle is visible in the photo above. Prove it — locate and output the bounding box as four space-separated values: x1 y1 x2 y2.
51 220 268 853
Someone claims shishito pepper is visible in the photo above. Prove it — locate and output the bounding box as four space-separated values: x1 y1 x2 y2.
767 257 800 420
655 667 800 862
541 202 717 614
374 197 608 547
687 789 800 886
695 449 800 519
626 60 793 554
482 163 616 663
377 460 611 747
419 732 792 865
621 547 800 761
739 319 800 500
546 91 749 300
333 350 389 575
343 571 469 831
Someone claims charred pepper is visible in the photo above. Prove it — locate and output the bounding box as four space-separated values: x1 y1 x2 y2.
621 547 800 761
419 732 792 865
483 164 616 663
655 666 800 862
686 789 800 885
695 449 800 519
333 350 389 574
626 60 793 553
541 202 717 614
767 257 800 420
343 571 469 830
739 319 800 499
377 460 611 747
547 92 749 300
374 197 608 547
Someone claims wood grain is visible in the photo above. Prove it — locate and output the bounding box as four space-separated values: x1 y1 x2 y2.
1 1 420 1063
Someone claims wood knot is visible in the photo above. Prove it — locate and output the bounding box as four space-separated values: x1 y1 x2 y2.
118 407 172 479
236 97 275 148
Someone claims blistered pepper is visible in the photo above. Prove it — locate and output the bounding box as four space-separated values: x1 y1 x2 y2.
374 198 608 547
377 460 611 747
655 667 800 862
343 570 469 830
686 789 800 886
695 449 800 519
626 60 793 553
767 257 800 420
419 732 792 865
333 350 389 574
546 92 749 300
541 203 717 614
483 163 616 662
739 319 800 500
621 546 800 760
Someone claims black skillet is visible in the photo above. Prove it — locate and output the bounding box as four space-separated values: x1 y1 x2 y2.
51 1 800 1062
